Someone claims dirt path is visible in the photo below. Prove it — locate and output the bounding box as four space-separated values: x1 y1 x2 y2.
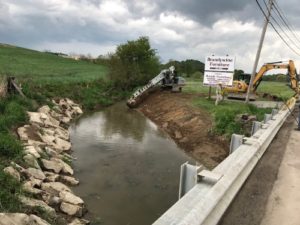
138 91 228 168
219 110 296 225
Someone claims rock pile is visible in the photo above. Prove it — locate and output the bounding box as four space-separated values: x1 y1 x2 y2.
3 98 88 225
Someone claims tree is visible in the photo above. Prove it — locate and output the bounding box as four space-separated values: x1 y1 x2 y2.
108 37 160 90
162 59 204 77
233 69 244 80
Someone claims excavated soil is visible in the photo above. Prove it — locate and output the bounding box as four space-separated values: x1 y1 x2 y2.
138 91 229 168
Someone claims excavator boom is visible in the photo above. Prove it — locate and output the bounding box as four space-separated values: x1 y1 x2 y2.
127 66 185 108
224 60 299 100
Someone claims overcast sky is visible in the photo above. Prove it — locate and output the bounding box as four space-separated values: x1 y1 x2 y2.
1 0 300 72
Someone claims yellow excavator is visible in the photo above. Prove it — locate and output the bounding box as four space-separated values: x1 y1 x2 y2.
223 60 300 100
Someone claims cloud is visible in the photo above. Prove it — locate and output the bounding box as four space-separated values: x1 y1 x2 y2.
0 0 300 72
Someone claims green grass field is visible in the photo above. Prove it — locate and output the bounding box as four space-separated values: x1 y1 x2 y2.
0 44 107 84
184 78 295 100
0 44 126 109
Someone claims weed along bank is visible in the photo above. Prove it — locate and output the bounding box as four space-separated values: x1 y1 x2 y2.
2 98 88 224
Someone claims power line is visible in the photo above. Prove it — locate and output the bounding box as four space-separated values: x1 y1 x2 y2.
262 0 300 52
256 0 300 56
273 0 300 43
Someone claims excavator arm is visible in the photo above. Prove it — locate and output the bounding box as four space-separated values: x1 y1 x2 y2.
252 60 299 92
127 66 184 108
224 60 299 100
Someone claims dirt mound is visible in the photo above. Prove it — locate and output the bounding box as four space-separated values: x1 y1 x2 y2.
139 91 229 168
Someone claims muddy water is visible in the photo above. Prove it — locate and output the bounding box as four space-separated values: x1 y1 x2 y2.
69 102 193 225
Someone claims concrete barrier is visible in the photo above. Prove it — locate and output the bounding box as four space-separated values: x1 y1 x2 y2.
153 98 296 225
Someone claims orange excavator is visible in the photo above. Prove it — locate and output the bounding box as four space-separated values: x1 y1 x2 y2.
223 60 300 100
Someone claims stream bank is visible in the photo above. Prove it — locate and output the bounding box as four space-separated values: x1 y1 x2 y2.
139 91 229 169
2 98 87 225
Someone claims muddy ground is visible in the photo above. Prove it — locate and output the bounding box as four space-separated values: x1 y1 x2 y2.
138 91 228 168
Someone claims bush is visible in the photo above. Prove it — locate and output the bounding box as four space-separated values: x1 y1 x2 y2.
108 36 160 91
214 109 242 136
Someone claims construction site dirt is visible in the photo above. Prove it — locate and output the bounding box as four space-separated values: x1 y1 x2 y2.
138 91 229 169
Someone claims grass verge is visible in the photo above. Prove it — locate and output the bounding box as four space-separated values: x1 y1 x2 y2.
192 97 272 139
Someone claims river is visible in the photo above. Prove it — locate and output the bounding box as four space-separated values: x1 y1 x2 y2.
69 102 193 225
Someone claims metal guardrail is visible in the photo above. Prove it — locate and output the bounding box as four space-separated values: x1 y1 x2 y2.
153 98 296 225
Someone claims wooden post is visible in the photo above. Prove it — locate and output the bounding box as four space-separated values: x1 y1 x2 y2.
208 86 212 100
8 77 25 97
0 75 7 98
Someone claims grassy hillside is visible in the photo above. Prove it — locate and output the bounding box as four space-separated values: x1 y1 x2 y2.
0 44 125 109
0 44 107 84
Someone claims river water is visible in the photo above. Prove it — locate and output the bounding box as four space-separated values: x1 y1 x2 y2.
69 102 193 225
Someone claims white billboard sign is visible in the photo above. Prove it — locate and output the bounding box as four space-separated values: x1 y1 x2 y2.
204 56 235 86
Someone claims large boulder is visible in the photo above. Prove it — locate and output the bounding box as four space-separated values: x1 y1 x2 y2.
59 191 84 206
54 127 70 141
59 175 79 186
19 197 55 215
41 159 63 174
41 182 71 196
0 213 50 225
60 202 83 217
17 126 30 141
0 213 28 225
3 166 20 181
28 177 43 188
39 134 56 147
44 172 60 182
29 214 51 225
42 192 62 207
23 154 41 170
41 158 73 175
25 168 46 181
54 137 71 152
22 182 43 195
43 115 60 128
24 145 41 158
72 106 83 115
38 105 51 115
27 112 44 126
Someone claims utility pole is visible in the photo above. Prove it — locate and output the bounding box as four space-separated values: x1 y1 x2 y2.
245 0 274 103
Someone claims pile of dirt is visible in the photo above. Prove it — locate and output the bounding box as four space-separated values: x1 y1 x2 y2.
138 91 229 168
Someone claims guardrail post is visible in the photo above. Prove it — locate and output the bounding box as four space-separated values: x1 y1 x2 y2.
251 121 262 136
229 134 244 154
272 109 278 118
264 114 272 123
179 162 201 199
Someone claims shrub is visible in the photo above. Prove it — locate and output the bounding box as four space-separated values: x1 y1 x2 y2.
108 36 160 91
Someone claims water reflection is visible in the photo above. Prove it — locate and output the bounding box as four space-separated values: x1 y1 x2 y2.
69 102 192 225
